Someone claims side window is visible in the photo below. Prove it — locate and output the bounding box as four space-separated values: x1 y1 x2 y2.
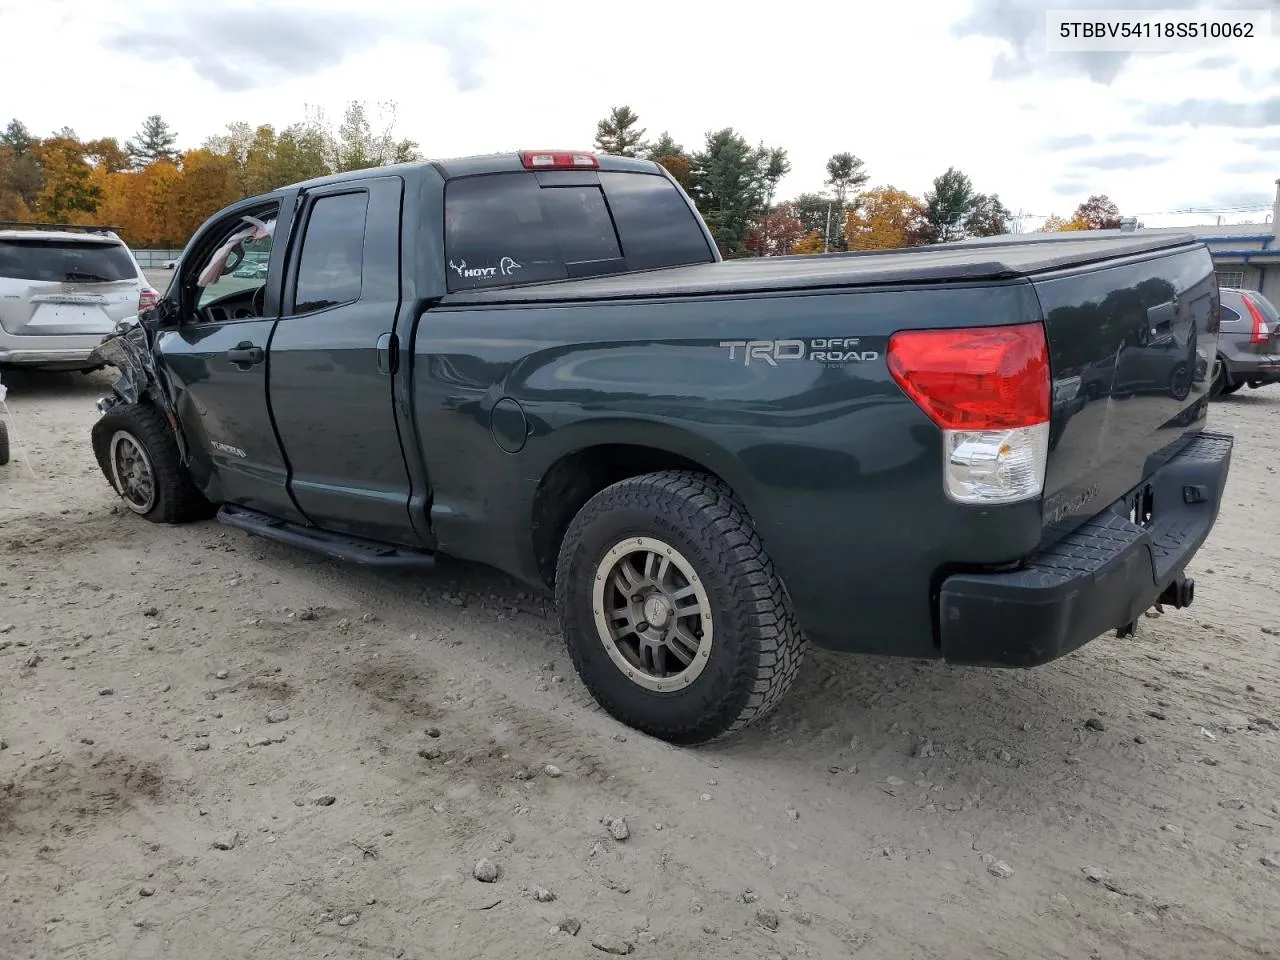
294 191 369 314
1219 305 1240 326
599 172 714 270
444 173 621 292
194 207 279 310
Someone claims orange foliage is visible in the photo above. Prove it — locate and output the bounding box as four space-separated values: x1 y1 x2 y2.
791 230 825 254
844 186 929 250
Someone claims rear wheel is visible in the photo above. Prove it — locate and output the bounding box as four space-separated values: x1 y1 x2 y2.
91 403 214 523
556 470 806 745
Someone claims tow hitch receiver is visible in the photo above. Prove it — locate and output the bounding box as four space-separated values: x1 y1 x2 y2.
1116 577 1195 638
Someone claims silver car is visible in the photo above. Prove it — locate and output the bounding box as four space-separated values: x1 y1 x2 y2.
0 223 159 371
1212 288 1280 396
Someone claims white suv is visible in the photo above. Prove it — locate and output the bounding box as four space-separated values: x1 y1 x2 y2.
0 222 160 371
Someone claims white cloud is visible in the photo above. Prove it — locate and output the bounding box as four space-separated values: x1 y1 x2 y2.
4 0 1279 227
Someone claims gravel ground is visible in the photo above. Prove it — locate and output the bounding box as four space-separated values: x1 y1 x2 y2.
1 368 1279 960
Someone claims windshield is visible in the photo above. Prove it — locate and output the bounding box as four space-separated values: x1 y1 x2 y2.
0 239 138 283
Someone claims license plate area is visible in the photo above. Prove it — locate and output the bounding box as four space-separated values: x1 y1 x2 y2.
1128 483 1154 529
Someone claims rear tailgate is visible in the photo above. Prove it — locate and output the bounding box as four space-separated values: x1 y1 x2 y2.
0 237 142 337
1033 242 1219 540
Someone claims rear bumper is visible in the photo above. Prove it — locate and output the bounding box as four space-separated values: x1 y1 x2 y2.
0 345 102 368
938 430 1233 668
1222 353 1280 385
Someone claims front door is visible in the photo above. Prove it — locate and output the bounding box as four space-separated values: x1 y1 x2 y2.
161 197 305 521
267 176 420 545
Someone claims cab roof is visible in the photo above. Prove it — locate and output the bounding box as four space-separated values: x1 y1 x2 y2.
282 151 662 194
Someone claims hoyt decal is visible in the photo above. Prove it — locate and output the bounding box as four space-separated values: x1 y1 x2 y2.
719 338 880 367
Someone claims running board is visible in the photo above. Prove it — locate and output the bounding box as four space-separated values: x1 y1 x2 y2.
217 505 437 568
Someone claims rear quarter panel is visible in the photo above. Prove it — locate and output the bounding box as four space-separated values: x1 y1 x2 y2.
410 280 1046 655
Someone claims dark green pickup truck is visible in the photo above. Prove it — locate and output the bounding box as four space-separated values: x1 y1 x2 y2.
89 150 1233 744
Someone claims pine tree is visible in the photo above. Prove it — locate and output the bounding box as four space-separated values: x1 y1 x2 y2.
690 128 764 255
594 106 648 157
126 115 179 168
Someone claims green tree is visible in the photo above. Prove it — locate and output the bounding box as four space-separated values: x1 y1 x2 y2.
791 192 833 239
754 145 790 256
274 120 331 186
332 100 418 173
594 105 648 157
690 127 764 255
0 119 43 213
2 119 36 154
923 167 978 242
965 193 1012 237
824 151 869 250
126 115 179 168
646 131 683 160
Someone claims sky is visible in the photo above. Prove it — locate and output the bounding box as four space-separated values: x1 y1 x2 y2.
2 0 1279 229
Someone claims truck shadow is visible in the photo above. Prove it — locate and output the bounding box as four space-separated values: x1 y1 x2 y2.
0 367 115 399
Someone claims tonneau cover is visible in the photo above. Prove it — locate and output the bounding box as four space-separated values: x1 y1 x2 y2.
445 231 1200 305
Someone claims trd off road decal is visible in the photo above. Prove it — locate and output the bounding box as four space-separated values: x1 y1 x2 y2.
719 338 880 368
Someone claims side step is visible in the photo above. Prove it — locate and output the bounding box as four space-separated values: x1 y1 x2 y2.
217 505 436 568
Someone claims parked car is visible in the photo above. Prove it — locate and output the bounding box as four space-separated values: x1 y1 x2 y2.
1211 288 1280 396
0 221 159 371
86 151 1233 744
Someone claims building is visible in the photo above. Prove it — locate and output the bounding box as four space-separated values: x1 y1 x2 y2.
1129 179 1280 303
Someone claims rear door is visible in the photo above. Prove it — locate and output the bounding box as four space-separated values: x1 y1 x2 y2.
0 236 141 339
267 176 420 546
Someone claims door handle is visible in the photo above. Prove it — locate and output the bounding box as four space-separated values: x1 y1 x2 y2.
377 332 398 376
227 343 264 366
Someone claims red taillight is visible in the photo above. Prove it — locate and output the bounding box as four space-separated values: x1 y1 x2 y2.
1242 294 1271 344
139 287 160 314
520 150 599 170
887 323 1050 430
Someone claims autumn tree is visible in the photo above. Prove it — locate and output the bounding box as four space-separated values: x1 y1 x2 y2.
746 202 805 256
36 135 103 223
922 167 979 243
965 193 1012 237
844 186 930 250
594 105 648 158
1040 214 1088 232
791 230 825 254
690 127 765 255
126 115 179 168
1071 194 1122 229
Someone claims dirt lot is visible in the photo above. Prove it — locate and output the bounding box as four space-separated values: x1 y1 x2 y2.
2 368 1279 960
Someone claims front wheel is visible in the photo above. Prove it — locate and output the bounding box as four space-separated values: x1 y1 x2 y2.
556 470 807 745
91 403 214 523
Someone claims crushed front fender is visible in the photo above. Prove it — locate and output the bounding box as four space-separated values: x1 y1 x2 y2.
88 317 188 459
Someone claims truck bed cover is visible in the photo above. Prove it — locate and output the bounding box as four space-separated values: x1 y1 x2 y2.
446 232 1199 305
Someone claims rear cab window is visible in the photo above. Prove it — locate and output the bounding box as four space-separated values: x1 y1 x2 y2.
444 170 712 293
0 239 138 283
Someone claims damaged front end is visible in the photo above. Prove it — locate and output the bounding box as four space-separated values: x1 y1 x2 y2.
88 313 188 458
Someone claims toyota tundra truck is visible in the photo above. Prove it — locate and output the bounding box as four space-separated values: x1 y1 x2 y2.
87 150 1233 744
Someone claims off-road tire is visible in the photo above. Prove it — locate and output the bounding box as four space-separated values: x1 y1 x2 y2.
0 420 9 466
91 403 214 524
556 469 807 745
